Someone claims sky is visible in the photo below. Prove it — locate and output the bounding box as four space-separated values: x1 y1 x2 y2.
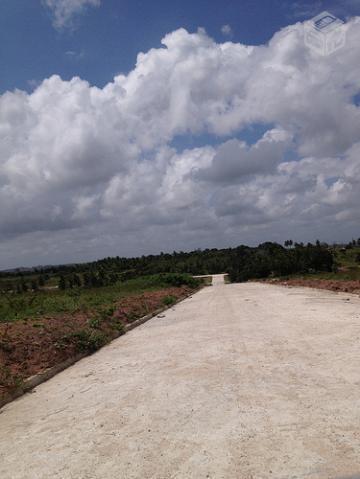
0 0 360 269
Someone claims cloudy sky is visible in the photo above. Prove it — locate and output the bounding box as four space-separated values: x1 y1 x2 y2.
0 0 360 269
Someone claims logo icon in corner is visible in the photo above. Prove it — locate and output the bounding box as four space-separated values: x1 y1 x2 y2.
304 11 346 56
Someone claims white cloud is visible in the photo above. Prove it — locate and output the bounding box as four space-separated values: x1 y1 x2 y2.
43 0 101 29
197 129 293 182
221 24 233 36
65 50 84 60
289 1 323 19
1 18 360 267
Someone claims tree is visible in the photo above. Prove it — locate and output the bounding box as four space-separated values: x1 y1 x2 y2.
58 276 66 290
73 274 82 287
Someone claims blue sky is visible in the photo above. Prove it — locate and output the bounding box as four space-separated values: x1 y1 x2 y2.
1 0 359 94
0 0 360 268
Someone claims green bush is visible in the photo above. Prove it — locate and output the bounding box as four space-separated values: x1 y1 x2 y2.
229 242 335 282
88 317 101 329
0 366 24 391
159 273 199 288
89 306 115 329
162 295 176 306
65 330 107 353
112 320 125 335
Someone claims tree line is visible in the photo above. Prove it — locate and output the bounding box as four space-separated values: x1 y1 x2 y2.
227 241 335 282
0 238 348 293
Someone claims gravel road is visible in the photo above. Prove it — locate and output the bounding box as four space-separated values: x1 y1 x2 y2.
1 276 360 478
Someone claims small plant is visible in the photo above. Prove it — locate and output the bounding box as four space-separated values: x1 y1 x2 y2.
162 295 176 306
0 366 24 392
101 306 115 318
88 317 101 329
112 320 125 335
124 311 138 323
64 329 107 353
88 306 115 329
160 273 199 288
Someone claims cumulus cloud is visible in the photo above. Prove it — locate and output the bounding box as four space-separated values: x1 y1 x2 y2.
43 0 101 29
197 129 293 183
1 18 360 267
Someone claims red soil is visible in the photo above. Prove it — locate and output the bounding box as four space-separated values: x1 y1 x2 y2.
0 287 191 399
265 278 360 295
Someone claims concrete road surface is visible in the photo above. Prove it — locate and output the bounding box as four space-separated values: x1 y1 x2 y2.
1 276 360 479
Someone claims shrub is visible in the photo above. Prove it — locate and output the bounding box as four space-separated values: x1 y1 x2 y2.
88 306 115 329
160 273 199 288
0 366 24 391
65 330 107 353
88 317 101 329
112 320 125 335
162 295 176 306
229 242 334 282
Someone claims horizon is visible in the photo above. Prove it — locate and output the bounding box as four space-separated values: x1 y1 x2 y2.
2 236 359 273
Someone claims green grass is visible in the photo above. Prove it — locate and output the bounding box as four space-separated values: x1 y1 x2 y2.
162 295 177 306
335 247 360 267
60 329 108 353
277 247 360 282
0 274 198 323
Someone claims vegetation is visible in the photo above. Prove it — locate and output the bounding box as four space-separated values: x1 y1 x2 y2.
60 329 108 353
0 273 199 400
228 242 335 282
0 239 359 297
0 274 198 324
277 245 360 282
1 238 359 401
162 295 177 306
198 276 213 286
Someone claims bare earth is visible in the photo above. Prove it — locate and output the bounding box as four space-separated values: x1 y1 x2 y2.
1 275 360 479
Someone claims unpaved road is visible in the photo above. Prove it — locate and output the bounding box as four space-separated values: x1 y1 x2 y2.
1 277 360 479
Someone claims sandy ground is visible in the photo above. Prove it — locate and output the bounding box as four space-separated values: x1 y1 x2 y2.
1 276 360 478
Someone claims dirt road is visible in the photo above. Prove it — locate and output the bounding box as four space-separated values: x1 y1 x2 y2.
1 276 360 478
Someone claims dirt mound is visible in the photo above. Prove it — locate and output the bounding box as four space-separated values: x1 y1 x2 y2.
266 278 360 295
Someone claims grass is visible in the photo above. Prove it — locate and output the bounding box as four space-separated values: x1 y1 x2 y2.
0 273 199 400
162 295 176 306
276 247 360 282
0 274 198 323
0 366 24 392
60 329 108 353
335 247 360 267
192 276 213 286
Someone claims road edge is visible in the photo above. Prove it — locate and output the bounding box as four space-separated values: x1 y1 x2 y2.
0 288 200 410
